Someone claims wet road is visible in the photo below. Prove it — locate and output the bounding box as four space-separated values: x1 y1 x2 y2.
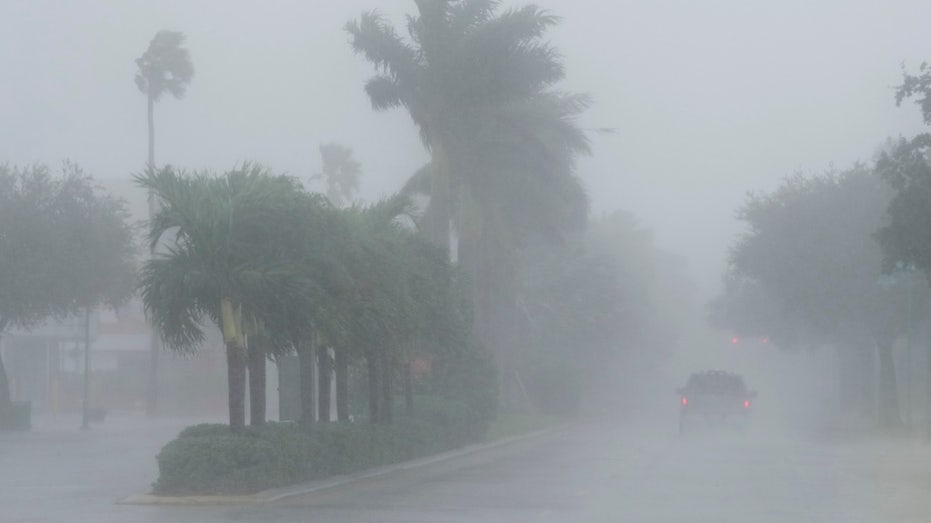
2 414 929 522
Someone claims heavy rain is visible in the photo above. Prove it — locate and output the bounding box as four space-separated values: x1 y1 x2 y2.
2 1 931 522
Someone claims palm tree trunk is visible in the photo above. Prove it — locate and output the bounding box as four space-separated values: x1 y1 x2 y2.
317 345 332 422
0 326 12 428
147 93 155 168
145 92 159 418
877 337 902 428
247 336 266 426
425 140 451 251
225 341 246 432
81 307 92 430
299 337 316 426
404 358 413 416
366 350 380 423
380 351 393 424
335 349 349 422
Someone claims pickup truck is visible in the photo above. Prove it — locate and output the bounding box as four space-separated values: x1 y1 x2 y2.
677 370 756 434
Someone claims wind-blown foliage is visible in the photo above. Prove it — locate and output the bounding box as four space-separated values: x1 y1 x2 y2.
137 164 316 430
135 31 195 103
348 2 590 409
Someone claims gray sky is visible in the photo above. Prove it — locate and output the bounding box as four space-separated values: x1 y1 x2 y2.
2 0 930 298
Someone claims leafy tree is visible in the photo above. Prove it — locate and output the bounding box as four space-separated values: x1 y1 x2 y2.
894 62 931 126
727 167 910 427
0 163 136 427
875 138 931 283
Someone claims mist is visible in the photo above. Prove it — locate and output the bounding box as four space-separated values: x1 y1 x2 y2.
3 1 931 521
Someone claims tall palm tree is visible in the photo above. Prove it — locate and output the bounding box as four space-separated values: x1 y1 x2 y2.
349 2 590 403
135 30 194 170
135 30 194 417
136 164 312 431
347 0 568 250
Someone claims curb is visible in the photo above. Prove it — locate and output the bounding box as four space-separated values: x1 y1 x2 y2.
117 423 568 507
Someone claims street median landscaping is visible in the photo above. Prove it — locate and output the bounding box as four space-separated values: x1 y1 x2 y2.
153 396 491 496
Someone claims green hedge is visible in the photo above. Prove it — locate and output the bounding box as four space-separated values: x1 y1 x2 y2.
154 396 491 495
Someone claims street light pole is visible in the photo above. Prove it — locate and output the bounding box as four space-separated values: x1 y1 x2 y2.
926 289 931 442
905 272 913 426
81 307 91 430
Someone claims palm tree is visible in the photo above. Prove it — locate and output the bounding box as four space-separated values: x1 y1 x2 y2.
349 2 590 404
136 164 311 431
313 143 362 208
135 30 194 170
347 1 568 250
135 30 194 417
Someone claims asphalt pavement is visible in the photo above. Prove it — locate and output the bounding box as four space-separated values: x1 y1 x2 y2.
2 411 930 522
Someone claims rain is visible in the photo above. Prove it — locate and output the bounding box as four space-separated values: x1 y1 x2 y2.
2 1 931 521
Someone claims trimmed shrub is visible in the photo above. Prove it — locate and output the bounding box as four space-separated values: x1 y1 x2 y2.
153 396 493 495
154 423 322 495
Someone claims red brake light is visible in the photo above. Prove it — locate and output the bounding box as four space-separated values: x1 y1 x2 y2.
743 400 750 408
681 397 688 406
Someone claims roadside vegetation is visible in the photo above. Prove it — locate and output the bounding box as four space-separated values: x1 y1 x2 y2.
9 0 897 497
711 63 931 430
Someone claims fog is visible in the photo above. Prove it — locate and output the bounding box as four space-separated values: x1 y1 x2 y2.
4 1 930 296
3 1 931 521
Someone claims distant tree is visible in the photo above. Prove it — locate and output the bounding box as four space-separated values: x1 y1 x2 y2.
313 143 362 208
0 163 136 428
135 30 194 170
708 274 825 351
517 210 695 416
135 30 194 416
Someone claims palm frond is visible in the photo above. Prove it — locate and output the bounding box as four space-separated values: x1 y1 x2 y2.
346 12 421 83
364 75 405 111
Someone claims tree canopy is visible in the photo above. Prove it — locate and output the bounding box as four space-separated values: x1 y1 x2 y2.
0 162 137 426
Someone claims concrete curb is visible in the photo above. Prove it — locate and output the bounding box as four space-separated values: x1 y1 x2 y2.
117 423 568 507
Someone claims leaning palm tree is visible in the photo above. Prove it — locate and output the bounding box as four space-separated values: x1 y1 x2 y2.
347 0 568 250
137 164 312 431
349 3 590 405
135 30 194 416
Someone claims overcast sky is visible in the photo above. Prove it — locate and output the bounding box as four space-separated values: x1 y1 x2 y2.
2 0 930 298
